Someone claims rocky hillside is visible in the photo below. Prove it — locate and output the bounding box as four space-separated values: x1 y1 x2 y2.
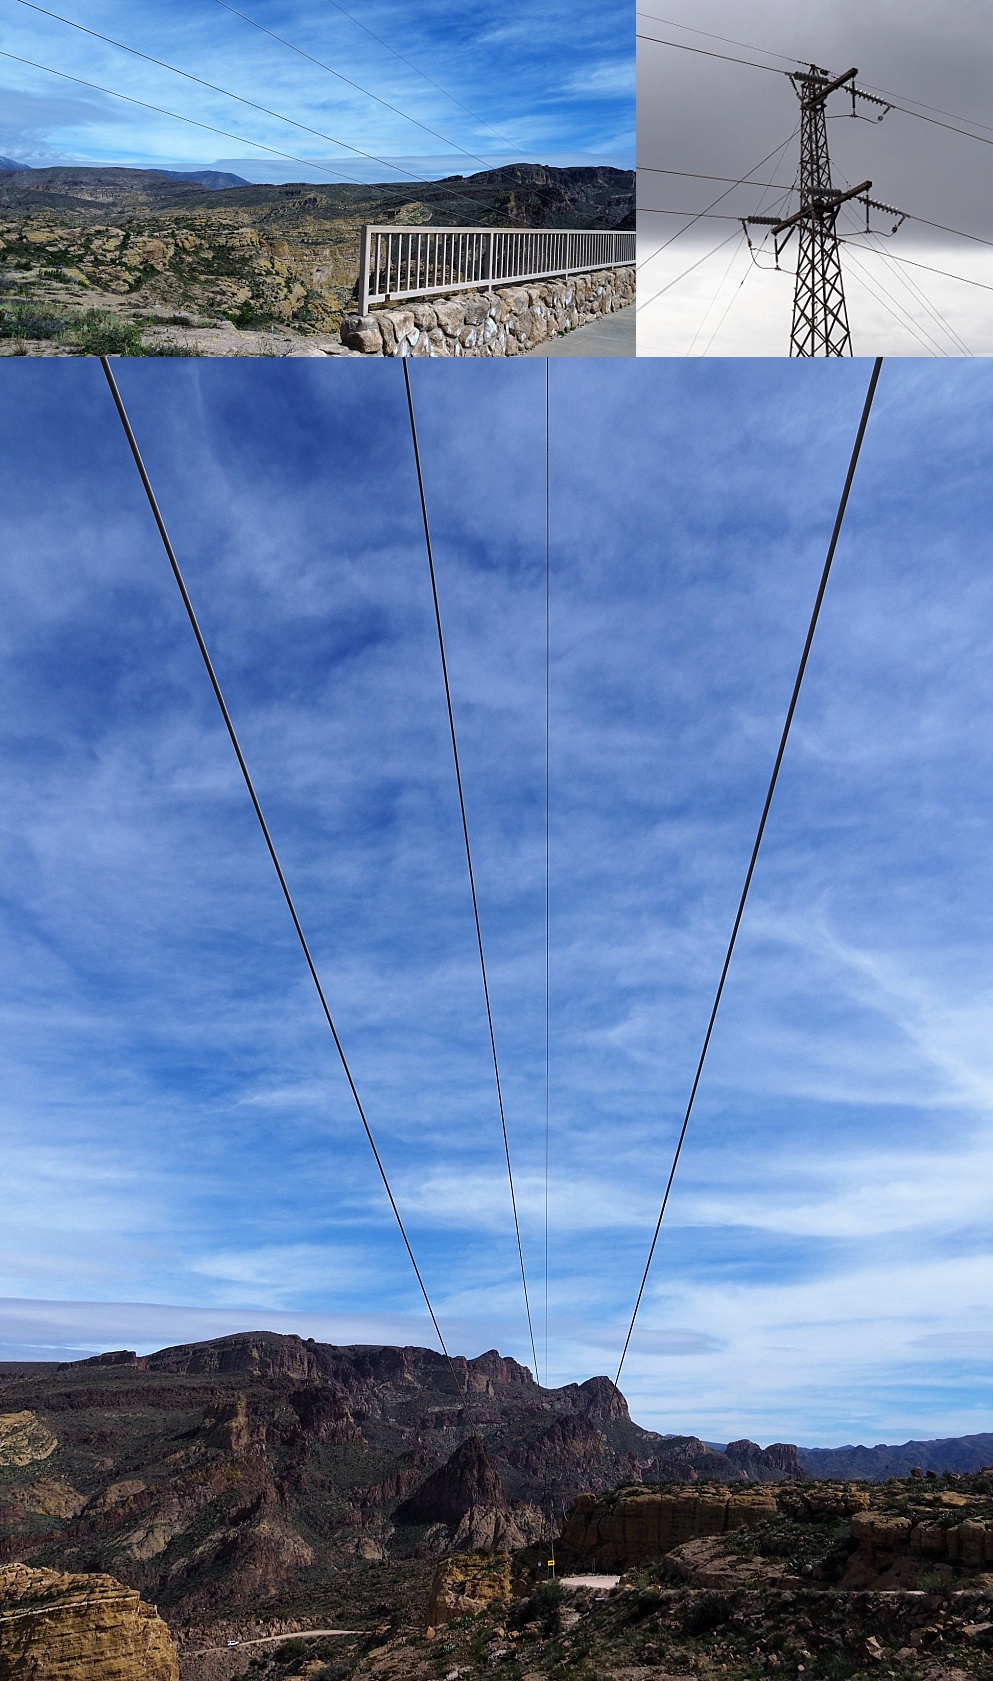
0 1331 790 1653
413 1470 993 1681
0 163 634 347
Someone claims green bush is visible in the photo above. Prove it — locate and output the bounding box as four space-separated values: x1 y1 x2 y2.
0 305 66 339
70 315 145 355
683 1591 733 1635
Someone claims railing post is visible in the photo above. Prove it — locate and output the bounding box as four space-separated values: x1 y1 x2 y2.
358 224 372 318
488 229 495 292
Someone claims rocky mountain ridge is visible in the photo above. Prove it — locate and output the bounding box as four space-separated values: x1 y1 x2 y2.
0 1330 795 1643
3 1333 991 1678
0 163 634 346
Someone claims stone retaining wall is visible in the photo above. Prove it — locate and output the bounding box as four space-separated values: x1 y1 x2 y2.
341 265 634 356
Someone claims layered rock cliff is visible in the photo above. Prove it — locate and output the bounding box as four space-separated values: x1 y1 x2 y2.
0 1562 177 1680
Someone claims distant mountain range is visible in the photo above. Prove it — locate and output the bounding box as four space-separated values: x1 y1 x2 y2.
798 1433 993 1479
0 161 635 228
0 160 248 187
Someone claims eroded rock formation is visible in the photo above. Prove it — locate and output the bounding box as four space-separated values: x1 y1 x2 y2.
0 1562 177 1680
560 1483 782 1570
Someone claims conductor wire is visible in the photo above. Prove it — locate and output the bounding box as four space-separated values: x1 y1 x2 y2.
403 363 541 1383
614 356 884 1389
100 357 466 1400
544 360 551 1392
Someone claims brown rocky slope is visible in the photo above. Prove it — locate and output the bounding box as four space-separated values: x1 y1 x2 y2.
0 1331 788 1653
0 163 634 349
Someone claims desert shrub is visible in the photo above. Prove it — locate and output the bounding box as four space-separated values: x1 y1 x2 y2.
70 314 145 355
0 305 66 339
533 1578 563 1617
683 1591 733 1635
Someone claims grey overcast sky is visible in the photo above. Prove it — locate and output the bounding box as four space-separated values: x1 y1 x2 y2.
637 0 993 354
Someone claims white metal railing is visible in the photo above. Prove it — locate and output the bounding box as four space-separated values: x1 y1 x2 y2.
358 226 636 317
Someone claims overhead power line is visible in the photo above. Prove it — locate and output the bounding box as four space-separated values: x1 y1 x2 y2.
316 0 534 158
637 129 799 272
636 10 802 67
848 246 993 291
636 9 993 133
639 165 794 190
544 361 551 1393
638 196 993 250
614 357 884 1388
402 363 540 1384
15 0 493 185
0 49 375 184
637 24 993 146
636 227 740 313
213 0 495 170
100 357 466 1401
8 7 548 218
636 30 783 74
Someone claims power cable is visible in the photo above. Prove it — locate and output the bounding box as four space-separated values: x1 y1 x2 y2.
315 0 536 158
8 8 556 216
848 238 973 353
638 25 993 146
13 1 435 184
544 359 551 1393
639 167 993 246
213 0 496 170
637 192 993 251
699 248 753 354
861 249 993 292
637 130 798 272
639 166 794 190
613 357 884 1390
635 9 993 133
834 175 973 355
402 362 541 1384
839 244 953 355
684 230 746 353
684 135 793 351
99 357 466 1400
0 50 377 185
871 100 993 147
636 227 740 314
635 30 785 74
636 10 802 67
637 27 993 146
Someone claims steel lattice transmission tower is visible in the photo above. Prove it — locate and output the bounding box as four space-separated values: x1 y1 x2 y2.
748 66 876 357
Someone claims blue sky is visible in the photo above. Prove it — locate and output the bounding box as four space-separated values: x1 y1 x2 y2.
2 0 634 178
0 359 991 1450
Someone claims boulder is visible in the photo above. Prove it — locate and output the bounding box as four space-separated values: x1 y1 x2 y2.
0 1414 57 1469
426 1551 513 1628
0 1563 178 1680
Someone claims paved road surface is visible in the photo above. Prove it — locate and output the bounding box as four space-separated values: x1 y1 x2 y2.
528 306 634 357
559 1574 621 1590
